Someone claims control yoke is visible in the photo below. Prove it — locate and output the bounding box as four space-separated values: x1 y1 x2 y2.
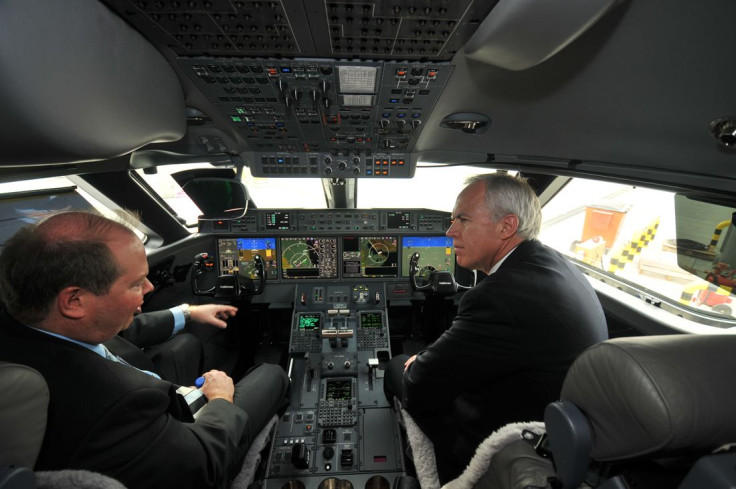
191 252 266 298
409 252 473 295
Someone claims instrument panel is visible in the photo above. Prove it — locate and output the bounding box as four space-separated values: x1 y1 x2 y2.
210 209 455 283
197 210 460 489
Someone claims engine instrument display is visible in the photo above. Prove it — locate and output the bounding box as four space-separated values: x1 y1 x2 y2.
342 236 398 278
280 237 338 279
401 236 455 278
217 237 278 280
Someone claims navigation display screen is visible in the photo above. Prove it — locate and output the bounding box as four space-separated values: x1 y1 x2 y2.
218 237 278 280
342 236 399 278
280 237 338 279
401 236 455 278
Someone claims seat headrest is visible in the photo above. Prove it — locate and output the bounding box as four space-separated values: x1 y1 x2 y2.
561 335 736 461
0 362 49 468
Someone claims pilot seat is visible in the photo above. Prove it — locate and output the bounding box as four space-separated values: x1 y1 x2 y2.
403 334 736 489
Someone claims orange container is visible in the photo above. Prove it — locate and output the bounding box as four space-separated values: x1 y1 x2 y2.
581 205 627 249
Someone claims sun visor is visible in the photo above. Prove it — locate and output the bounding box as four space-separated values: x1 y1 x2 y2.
463 0 623 71
0 0 186 165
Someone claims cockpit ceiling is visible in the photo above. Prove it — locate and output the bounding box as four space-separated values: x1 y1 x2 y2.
103 0 495 61
97 0 736 192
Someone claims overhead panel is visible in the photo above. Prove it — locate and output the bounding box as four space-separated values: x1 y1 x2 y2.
103 0 496 177
179 58 451 177
109 0 493 60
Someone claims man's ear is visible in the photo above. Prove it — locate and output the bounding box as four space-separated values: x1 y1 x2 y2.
57 287 86 319
500 214 520 238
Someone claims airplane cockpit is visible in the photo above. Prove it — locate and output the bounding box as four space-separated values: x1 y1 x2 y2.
2 0 736 488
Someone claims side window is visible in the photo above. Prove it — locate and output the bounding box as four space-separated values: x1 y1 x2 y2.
0 176 147 246
136 164 328 229
135 164 206 231
539 178 736 325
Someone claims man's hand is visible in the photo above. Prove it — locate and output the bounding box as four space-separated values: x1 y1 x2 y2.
189 304 238 329
198 370 235 403
404 354 417 371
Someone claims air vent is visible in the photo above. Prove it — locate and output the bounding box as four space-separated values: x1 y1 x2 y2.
440 113 492 134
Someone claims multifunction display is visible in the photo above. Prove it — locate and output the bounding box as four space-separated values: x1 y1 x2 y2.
298 313 321 330
324 379 353 401
386 211 411 229
218 237 278 280
401 236 455 278
342 236 398 278
280 237 338 279
360 312 383 329
265 211 291 230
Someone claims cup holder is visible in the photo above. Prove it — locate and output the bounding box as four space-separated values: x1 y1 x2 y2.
318 478 354 489
364 476 390 489
281 481 306 489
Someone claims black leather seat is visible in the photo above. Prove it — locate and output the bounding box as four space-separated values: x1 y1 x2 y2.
0 362 49 471
460 334 736 489
0 361 128 489
543 334 736 489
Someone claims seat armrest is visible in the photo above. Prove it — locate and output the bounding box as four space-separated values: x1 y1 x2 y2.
544 401 592 489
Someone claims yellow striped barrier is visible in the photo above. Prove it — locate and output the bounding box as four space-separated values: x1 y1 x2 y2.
607 217 660 274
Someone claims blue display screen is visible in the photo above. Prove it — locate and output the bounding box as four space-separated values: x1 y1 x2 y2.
401 236 455 277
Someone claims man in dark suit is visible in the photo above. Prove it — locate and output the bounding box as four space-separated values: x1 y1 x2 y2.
110 302 238 385
384 174 608 483
0 211 289 489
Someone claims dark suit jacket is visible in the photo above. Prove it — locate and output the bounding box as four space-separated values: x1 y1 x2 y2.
105 310 177 373
120 310 177 347
403 239 608 462
0 311 248 489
